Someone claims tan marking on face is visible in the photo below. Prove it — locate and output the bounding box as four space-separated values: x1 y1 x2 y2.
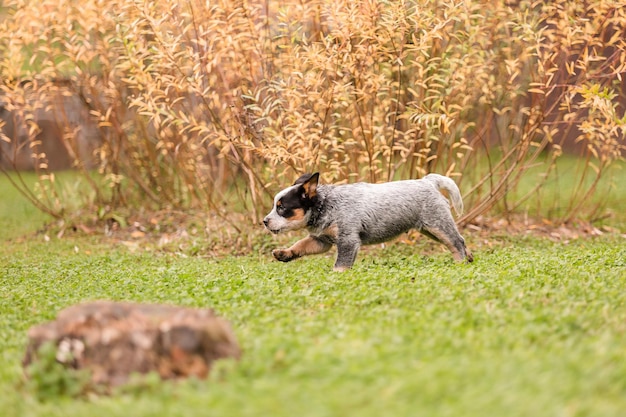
287 208 305 221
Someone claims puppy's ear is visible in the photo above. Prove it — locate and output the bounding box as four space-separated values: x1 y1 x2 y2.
293 173 314 185
298 172 319 199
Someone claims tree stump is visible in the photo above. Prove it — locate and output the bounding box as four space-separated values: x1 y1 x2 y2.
23 301 241 387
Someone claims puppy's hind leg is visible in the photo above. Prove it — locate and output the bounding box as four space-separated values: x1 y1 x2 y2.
272 235 332 262
420 223 473 263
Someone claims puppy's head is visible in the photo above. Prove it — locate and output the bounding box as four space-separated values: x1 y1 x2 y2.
263 173 319 234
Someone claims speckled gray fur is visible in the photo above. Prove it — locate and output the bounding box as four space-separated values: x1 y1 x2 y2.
264 173 473 271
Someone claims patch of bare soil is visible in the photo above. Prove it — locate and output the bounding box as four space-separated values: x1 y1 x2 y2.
468 214 623 242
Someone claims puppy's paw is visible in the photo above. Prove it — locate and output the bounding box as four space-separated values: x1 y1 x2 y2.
272 249 295 262
332 265 350 272
465 250 474 263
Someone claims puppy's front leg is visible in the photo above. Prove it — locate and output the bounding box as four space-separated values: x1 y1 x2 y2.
272 235 332 262
333 237 360 272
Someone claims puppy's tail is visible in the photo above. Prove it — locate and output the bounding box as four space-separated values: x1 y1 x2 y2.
423 174 464 217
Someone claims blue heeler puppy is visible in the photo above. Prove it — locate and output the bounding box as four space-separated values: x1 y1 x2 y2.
263 173 474 271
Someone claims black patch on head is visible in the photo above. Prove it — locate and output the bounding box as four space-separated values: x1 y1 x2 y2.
277 174 319 219
277 189 309 219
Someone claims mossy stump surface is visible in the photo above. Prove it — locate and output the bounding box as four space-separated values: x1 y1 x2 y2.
23 301 241 387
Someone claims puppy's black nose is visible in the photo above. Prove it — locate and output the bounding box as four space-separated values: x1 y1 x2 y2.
263 218 269 227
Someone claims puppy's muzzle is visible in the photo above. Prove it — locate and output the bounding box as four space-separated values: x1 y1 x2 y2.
263 218 280 234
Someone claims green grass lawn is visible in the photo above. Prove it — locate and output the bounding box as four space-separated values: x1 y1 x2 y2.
2 170 626 417
2 236 626 417
0 173 54 240
505 158 626 227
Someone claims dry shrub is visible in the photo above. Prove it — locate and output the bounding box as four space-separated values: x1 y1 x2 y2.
0 0 624 231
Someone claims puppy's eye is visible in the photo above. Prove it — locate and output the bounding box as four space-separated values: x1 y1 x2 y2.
276 205 286 215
